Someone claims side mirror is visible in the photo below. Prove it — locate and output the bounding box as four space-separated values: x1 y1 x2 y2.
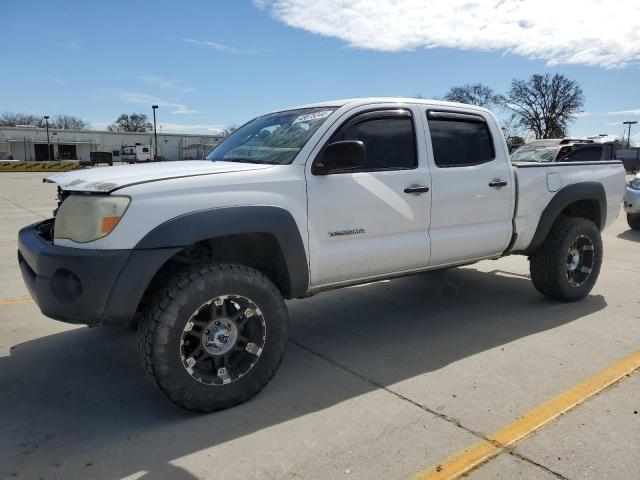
313 140 366 175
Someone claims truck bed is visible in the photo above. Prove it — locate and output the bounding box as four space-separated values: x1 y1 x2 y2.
510 160 626 253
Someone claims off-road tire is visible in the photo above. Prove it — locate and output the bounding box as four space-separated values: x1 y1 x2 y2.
529 215 602 302
628 213 640 230
137 263 288 412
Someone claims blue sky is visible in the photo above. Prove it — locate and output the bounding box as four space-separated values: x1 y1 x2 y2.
2 0 639 141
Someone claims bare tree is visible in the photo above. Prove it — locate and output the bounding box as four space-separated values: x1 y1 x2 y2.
108 113 153 132
0 112 89 129
443 83 528 145
50 115 89 130
444 83 503 109
500 112 531 146
505 73 584 139
220 125 238 137
0 112 40 127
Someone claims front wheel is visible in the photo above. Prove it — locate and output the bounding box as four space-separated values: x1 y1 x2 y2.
628 213 640 230
137 263 288 412
529 215 602 302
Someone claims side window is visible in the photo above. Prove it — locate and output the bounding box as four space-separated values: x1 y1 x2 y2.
331 113 417 171
561 146 602 162
427 114 495 167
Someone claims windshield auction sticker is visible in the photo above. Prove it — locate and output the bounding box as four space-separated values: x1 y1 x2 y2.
292 110 333 124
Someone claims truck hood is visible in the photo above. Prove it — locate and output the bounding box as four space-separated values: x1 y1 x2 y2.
46 160 274 193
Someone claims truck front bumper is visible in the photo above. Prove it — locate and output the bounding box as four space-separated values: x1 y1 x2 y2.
18 220 180 327
623 186 640 214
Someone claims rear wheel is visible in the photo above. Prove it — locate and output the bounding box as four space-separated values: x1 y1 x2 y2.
628 213 640 230
529 215 602 302
137 263 288 412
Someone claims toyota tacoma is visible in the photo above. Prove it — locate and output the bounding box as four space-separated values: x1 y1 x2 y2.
18 98 626 411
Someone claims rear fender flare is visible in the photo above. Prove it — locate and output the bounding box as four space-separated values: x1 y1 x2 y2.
525 182 606 254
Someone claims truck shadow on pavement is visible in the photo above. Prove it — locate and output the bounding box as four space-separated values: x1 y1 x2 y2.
617 228 640 242
0 267 606 479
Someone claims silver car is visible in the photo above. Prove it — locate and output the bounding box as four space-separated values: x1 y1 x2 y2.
624 175 640 229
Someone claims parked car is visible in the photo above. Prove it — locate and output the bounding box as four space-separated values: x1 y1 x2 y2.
624 174 640 229
511 138 616 163
18 98 626 412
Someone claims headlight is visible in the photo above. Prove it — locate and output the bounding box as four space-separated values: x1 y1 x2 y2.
54 195 130 243
629 178 640 190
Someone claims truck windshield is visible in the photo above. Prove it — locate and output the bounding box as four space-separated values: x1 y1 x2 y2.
511 146 558 162
206 107 337 165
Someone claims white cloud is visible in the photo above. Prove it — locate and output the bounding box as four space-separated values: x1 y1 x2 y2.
154 122 226 134
182 38 270 54
119 92 198 114
256 0 640 68
91 121 111 130
595 134 621 142
605 108 640 116
137 75 195 93
183 38 240 53
204 41 241 53
88 120 225 135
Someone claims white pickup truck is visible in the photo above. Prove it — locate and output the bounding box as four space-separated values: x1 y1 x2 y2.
18 98 626 412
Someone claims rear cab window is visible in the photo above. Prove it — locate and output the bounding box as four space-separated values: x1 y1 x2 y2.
426 111 495 167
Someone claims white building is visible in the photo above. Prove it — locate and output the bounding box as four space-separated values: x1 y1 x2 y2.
0 126 224 162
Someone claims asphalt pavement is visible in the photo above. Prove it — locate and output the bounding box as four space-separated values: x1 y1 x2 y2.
0 172 638 480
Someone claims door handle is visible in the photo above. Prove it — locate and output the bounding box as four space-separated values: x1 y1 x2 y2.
488 180 508 188
404 186 429 194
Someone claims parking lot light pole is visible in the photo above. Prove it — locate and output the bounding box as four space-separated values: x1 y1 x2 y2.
43 115 51 161
152 105 158 160
623 121 637 148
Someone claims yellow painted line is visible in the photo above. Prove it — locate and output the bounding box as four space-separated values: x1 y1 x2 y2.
410 350 640 480
0 296 33 305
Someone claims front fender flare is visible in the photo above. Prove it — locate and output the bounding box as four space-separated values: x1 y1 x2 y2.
135 206 309 298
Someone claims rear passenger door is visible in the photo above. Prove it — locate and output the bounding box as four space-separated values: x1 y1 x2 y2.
422 109 514 266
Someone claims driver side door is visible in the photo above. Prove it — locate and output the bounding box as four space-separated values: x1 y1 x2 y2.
305 106 432 286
